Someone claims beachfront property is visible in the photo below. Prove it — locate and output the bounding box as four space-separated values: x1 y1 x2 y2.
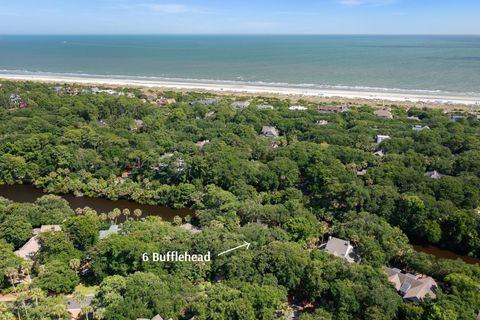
384 267 438 302
412 125 430 132
65 87 80 96
15 225 62 260
157 97 177 105
376 135 391 144
318 105 349 113
374 109 394 119
424 170 445 180
192 98 220 106
322 236 359 263
231 100 251 109
262 126 280 138
9 93 24 106
289 105 308 111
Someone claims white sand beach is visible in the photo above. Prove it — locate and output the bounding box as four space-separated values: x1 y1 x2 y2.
2 73 480 107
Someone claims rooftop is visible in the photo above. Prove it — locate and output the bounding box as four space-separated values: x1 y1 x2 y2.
384 267 438 302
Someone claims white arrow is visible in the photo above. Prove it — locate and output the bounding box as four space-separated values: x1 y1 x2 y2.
217 241 251 257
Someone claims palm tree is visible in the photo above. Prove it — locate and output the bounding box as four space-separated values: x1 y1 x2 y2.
133 209 142 221
75 208 84 215
93 308 106 320
29 287 45 307
15 292 29 320
69 259 81 275
52 303 66 320
122 208 131 220
111 208 121 224
5 267 19 291
80 305 94 320
0 302 15 320
107 211 115 224
99 213 108 222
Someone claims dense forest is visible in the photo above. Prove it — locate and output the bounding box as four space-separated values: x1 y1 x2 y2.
0 81 479 319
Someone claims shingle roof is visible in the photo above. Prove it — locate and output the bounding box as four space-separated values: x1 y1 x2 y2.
384 267 437 301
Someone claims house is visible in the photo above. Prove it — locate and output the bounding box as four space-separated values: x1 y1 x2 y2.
323 236 358 263
373 150 385 157
356 169 367 177
288 105 307 111
127 92 136 98
425 170 444 180
192 98 220 106
384 267 438 302
257 104 274 110
65 87 79 96
157 97 177 105
412 125 430 132
449 115 465 122
376 135 391 144
49 86 64 92
136 315 172 320
231 101 251 109
15 225 62 260
146 93 158 102
407 116 421 121
318 105 349 113
196 139 210 148
99 224 121 240
262 126 280 138
374 109 393 119
316 120 329 126
204 111 215 119
9 94 23 106
131 119 144 131
180 223 201 234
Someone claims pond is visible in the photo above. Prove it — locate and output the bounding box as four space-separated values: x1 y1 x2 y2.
413 244 480 265
0 184 191 222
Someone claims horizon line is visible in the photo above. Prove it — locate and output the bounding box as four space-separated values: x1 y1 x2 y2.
1 33 480 36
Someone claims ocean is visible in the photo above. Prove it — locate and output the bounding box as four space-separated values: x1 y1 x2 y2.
1 35 480 95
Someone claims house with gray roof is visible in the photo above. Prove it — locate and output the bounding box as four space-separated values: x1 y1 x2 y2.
99 224 121 240
231 101 251 109
384 267 438 302
425 170 444 180
412 125 430 132
376 135 391 144
323 236 359 263
262 126 280 138
318 105 349 113
375 109 393 119
15 225 62 260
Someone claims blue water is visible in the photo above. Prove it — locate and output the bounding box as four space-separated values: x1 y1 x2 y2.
1 35 480 94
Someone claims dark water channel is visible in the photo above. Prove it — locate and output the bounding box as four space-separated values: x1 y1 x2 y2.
0 184 191 222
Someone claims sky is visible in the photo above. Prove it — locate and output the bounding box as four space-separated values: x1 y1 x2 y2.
1 0 480 35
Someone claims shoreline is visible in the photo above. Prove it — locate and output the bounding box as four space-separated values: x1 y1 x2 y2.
2 73 480 109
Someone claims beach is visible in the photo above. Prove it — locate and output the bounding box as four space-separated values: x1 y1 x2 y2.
2 72 480 108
